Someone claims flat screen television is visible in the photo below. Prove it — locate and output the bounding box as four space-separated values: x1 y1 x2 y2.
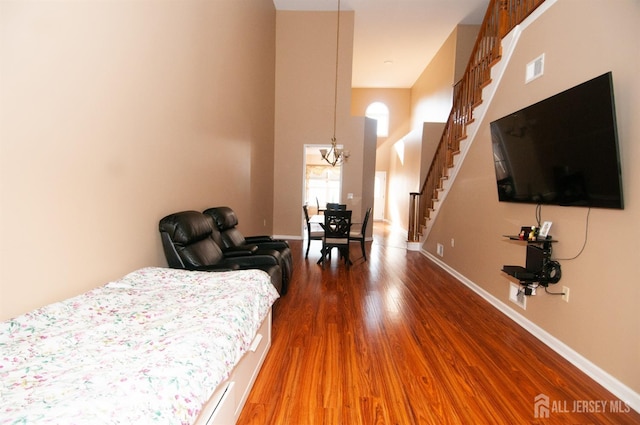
490 72 624 209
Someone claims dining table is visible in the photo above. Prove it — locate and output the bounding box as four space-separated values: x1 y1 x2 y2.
310 211 353 266
309 214 325 225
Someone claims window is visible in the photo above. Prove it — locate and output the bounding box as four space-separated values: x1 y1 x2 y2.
365 102 389 137
304 145 342 213
306 165 341 208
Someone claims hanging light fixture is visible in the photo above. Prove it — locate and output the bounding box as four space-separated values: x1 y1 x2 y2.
320 0 350 167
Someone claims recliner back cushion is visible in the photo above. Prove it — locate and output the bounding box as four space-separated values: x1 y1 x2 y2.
203 207 247 248
205 207 238 230
179 238 224 268
223 228 247 249
158 211 224 268
208 222 226 248
160 211 210 244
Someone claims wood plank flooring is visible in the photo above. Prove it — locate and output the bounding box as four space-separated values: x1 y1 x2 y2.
237 223 640 424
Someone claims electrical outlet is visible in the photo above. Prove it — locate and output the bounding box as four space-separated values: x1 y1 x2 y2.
562 286 570 302
509 283 526 309
450 238 455 248
436 243 444 257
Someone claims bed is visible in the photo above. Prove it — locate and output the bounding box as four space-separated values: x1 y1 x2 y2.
0 266 279 425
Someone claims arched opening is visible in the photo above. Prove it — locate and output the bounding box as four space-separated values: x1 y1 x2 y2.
365 102 389 137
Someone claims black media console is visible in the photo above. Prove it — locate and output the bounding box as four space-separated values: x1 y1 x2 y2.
502 235 561 286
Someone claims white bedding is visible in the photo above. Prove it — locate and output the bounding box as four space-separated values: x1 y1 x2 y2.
0 267 279 424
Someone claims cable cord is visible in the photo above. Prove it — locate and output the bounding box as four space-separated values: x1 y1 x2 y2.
555 207 591 261
544 287 565 296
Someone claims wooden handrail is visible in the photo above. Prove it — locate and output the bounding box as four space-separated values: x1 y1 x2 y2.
414 0 545 233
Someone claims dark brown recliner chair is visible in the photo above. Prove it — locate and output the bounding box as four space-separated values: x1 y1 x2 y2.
203 207 293 294
158 210 283 294
206 215 289 294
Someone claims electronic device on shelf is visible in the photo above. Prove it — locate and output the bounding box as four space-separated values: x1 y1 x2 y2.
501 234 561 287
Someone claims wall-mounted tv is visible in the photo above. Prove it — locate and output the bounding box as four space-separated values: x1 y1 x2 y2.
490 72 624 209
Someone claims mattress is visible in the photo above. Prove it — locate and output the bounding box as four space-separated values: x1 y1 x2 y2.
0 267 279 424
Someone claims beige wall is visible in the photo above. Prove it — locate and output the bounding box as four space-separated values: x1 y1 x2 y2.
383 129 422 229
411 27 457 126
425 1 640 393
349 26 478 232
371 25 478 231
453 25 482 84
381 30 460 231
273 10 372 236
420 122 446 185
411 24 480 127
351 88 412 148
351 88 412 224
360 117 377 236
0 0 276 320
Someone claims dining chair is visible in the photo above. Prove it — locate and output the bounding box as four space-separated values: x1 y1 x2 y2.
303 205 324 259
318 209 352 269
316 197 325 215
349 207 372 261
326 203 347 210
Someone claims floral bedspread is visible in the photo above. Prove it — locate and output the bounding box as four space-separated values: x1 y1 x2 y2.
0 267 279 424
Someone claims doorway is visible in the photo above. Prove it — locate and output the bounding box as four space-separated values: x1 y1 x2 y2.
303 145 343 215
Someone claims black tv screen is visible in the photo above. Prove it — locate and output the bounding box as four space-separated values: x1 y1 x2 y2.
490 72 624 209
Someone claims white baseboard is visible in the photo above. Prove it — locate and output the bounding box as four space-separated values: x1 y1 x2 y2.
272 234 302 240
275 235 375 242
421 250 640 414
407 241 422 251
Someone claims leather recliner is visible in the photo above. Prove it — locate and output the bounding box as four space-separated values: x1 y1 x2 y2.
158 210 283 294
207 216 289 294
203 206 293 294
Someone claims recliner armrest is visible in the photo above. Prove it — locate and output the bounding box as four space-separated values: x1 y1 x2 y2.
191 264 241 272
221 254 279 267
244 235 276 243
222 245 259 257
252 241 290 250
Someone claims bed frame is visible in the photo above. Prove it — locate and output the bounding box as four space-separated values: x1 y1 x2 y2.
196 309 272 425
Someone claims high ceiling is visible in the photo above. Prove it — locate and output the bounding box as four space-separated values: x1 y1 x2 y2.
273 0 489 88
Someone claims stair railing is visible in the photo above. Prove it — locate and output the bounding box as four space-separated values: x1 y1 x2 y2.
408 0 545 243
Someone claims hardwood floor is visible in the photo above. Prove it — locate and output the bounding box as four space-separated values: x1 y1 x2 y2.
237 223 640 424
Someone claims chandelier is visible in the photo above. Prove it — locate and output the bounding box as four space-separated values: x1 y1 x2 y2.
320 137 349 167
320 0 349 167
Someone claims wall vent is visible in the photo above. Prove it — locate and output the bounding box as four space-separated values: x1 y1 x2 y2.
525 54 545 83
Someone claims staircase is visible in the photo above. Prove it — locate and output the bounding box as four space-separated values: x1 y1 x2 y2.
411 0 547 242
